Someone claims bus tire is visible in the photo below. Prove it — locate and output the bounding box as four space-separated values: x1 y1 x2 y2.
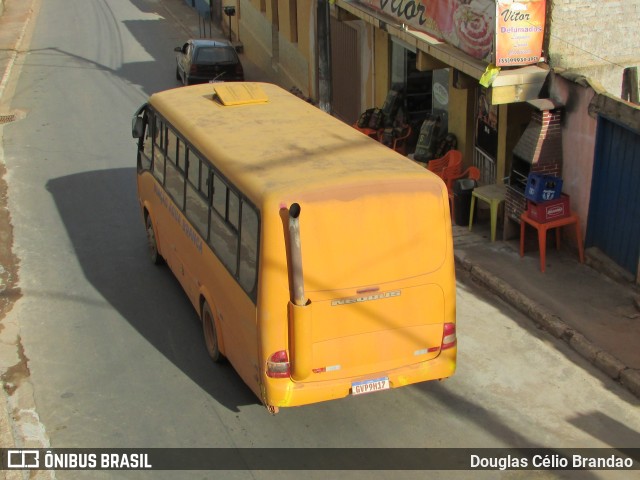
202 302 223 363
145 215 163 265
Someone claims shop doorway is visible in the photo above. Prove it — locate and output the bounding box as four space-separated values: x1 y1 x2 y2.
474 86 499 183
330 17 361 124
390 39 432 138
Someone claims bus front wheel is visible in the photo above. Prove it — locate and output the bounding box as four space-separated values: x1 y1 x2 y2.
202 302 223 363
145 215 163 265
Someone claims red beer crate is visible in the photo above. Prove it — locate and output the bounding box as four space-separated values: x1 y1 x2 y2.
527 194 570 223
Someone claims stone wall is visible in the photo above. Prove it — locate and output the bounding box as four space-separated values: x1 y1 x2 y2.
547 0 640 99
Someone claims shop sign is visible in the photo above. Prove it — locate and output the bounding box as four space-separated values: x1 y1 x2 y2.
495 0 546 66
356 1 546 66
357 0 496 61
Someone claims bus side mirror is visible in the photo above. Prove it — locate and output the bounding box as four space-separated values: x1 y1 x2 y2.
132 116 144 139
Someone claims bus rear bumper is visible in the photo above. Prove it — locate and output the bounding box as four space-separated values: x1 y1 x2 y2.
263 348 456 408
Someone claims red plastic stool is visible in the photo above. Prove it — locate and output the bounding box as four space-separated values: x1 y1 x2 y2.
519 211 585 273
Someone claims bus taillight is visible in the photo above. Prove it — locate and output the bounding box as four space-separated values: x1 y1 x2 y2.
266 350 291 378
441 323 456 350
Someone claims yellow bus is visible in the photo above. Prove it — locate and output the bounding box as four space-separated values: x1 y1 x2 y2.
132 83 456 413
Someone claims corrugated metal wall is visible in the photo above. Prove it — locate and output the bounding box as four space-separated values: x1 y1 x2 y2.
330 17 360 125
586 116 640 275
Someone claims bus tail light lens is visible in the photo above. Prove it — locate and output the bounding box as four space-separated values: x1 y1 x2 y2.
190 64 198 75
266 350 290 378
441 323 456 350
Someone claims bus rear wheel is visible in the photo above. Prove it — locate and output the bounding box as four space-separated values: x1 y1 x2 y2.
202 302 223 363
145 215 163 265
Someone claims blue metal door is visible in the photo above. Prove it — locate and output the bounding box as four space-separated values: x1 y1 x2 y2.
586 117 640 275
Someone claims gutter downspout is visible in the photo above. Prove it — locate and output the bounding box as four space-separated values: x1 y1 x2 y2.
317 0 332 113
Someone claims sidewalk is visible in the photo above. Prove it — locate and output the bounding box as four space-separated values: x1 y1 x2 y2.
453 218 640 400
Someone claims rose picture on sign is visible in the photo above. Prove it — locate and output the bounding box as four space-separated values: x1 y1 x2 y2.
357 0 546 66
452 1 494 59
358 0 496 61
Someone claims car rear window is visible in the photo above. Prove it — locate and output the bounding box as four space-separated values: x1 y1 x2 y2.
195 47 236 64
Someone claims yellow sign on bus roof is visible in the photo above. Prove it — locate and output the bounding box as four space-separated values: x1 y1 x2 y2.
213 83 269 106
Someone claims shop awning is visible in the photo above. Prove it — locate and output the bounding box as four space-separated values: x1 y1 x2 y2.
334 0 549 105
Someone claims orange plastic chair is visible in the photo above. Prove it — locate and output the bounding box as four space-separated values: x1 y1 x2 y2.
378 125 412 155
353 124 382 140
427 149 462 178
445 166 480 192
446 166 480 219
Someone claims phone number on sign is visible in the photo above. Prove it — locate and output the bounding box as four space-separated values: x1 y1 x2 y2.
497 56 540 65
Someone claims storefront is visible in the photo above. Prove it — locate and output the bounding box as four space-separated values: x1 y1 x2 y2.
332 0 550 185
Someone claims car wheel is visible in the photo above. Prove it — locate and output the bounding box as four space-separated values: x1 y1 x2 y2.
202 302 223 363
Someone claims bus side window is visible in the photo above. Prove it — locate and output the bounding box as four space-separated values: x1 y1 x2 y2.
200 167 211 200
239 203 258 295
176 136 187 173
212 175 227 217
187 150 200 190
210 174 238 274
152 118 165 184
185 151 208 239
209 205 238 275
228 190 240 230
185 180 209 240
165 129 185 209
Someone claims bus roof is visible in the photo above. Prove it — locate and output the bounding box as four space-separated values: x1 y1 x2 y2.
149 82 442 205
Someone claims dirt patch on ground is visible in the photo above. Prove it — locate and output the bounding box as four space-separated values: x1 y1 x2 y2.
1 336 29 395
0 161 21 322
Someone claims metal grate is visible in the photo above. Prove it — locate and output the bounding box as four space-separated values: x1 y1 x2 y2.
473 147 496 185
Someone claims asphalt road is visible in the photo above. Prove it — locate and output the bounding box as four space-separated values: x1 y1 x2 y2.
0 0 639 479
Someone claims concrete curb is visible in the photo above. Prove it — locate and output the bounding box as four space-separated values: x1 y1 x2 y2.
455 254 640 400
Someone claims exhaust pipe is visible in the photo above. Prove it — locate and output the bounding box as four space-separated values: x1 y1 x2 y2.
287 203 311 381
288 203 307 307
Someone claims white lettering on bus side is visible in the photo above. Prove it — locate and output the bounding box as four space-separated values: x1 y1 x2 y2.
154 183 203 253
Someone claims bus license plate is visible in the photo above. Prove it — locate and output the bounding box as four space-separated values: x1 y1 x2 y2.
351 377 390 396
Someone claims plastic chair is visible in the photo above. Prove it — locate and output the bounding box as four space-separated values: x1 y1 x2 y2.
446 166 480 219
378 125 412 155
353 124 382 140
469 184 507 242
427 149 462 179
